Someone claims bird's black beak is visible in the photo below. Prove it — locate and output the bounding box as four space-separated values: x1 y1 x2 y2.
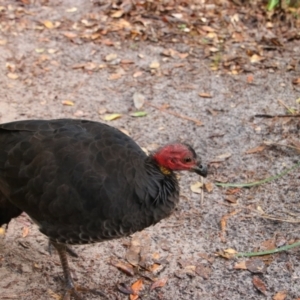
191 162 208 177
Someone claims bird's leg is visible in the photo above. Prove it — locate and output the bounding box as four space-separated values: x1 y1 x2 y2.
51 241 108 300
48 241 78 258
51 241 83 300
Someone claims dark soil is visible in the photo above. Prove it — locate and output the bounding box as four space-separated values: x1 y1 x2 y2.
1 1 300 299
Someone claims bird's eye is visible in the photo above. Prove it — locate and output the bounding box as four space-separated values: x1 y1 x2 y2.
184 157 192 163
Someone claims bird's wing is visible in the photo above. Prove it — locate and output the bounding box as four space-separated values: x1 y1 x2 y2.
0 120 149 227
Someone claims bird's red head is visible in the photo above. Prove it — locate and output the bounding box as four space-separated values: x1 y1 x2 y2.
152 143 207 177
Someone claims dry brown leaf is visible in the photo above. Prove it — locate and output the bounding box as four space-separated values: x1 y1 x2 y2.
112 19 131 31
209 47 219 53
245 145 266 154
108 73 122 80
66 7 77 13
150 277 168 291
152 252 160 260
216 248 237 259
161 48 177 57
247 74 254 83
195 263 212 279
98 107 107 115
246 259 266 274
289 139 300 151
252 276 267 294
105 53 118 62
292 78 300 85
7 73 19 79
260 239 276 251
224 195 237 203
121 59 134 64
47 289 61 300
220 210 240 238
220 217 227 234
62 100 74 106
133 71 143 78
117 283 133 295
273 291 287 300
256 205 265 214
83 62 98 71
201 25 215 32
250 54 263 64
73 110 85 117
207 33 217 40
148 263 161 273
225 188 241 195
63 32 78 39
216 153 232 160
197 252 214 264
186 264 196 273
177 52 189 59
125 235 141 266
72 63 87 69
35 48 45 53
42 20 54 29
133 92 145 109
149 61 160 69
131 278 144 295
22 226 29 238
198 92 212 98
234 261 247 270
204 182 213 193
111 10 124 18
190 181 203 194
111 260 134 276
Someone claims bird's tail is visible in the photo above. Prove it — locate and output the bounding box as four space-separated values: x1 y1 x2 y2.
0 195 22 226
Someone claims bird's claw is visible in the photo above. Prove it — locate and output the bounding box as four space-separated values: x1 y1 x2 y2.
62 286 108 300
62 287 84 300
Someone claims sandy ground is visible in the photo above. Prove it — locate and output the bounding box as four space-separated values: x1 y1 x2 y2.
0 1 300 299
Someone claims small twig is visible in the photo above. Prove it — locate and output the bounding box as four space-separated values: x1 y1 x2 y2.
285 210 300 218
220 209 241 242
263 141 300 152
145 101 203 126
254 114 300 118
200 177 204 206
278 99 295 115
236 241 300 257
215 160 300 188
258 213 300 224
220 202 300 224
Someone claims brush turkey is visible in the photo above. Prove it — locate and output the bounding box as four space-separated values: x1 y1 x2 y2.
0 119 207 299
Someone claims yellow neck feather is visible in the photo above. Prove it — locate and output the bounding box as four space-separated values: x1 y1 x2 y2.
159 166 171 175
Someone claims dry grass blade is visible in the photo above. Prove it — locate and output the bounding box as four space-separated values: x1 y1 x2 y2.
215 161 300 188
221 202 300 224
236 241 300 258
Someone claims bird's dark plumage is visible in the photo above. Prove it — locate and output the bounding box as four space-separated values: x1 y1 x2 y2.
0 119 207 299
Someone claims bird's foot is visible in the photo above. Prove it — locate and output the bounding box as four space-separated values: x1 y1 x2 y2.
62 287 83 300
62 285 108 300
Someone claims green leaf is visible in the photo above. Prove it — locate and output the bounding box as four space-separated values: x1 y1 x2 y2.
267 0 279 10
130 111 147 117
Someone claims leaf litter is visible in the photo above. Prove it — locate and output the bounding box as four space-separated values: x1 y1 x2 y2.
1 1 300 299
